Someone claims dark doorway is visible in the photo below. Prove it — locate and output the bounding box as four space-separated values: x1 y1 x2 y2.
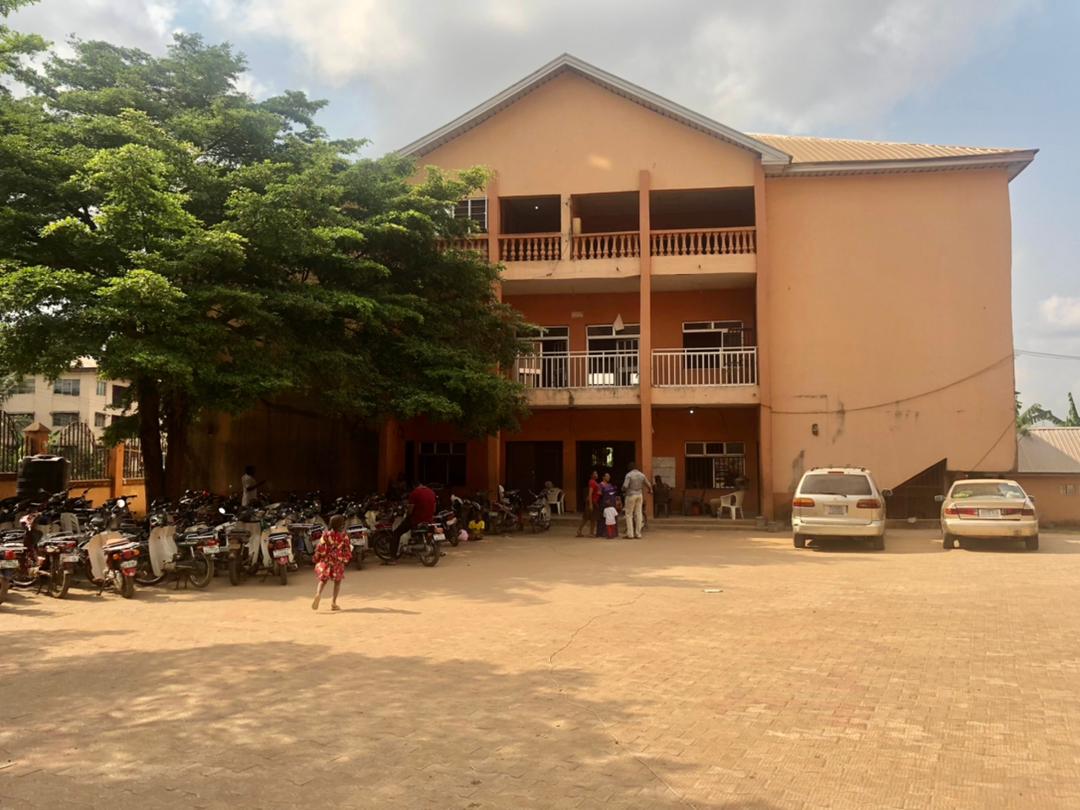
505 441 563 496
575 440 636 510
501 195 561 233
889 459 947 519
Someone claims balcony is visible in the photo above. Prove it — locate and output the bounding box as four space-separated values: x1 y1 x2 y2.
512 351 640 408
651 347 759 406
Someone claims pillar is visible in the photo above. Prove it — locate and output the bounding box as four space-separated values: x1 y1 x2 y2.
110 444 125 498
485 434 501 498
753 162 775 519
638 169 654 481
485 174 504 498
377 418 401 494
23 422 49 456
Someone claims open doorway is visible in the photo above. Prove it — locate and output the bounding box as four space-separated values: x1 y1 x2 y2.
505 441 563 496
576 440 636 508
501 195 561 233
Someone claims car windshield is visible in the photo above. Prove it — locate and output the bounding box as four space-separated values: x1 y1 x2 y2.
799 473 872 496
950 482 1026 499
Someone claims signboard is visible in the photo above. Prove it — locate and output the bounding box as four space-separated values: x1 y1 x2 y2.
652 456 676 489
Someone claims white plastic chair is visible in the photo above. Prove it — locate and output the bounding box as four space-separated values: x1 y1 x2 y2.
719 490 745 519
547 488 564 514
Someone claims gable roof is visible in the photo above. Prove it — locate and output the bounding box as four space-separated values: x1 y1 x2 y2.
1018 428 1080 474
398 54 1036 181
397 53 791 166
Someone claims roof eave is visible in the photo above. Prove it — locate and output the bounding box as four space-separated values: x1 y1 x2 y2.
765 150 1038 181
397 53 792 166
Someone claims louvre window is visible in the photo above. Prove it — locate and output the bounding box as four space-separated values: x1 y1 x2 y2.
684 441 746 489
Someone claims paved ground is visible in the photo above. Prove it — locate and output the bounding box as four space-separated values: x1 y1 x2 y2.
3 526 1080 809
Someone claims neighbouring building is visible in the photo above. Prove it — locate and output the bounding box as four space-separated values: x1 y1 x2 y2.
1 359 128 437
1016 428 1080 525
372 54 1035 520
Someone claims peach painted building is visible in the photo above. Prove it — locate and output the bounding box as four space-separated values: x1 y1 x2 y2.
381 54 1036 519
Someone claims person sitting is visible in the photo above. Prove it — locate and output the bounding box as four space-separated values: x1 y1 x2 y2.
653 475 672 518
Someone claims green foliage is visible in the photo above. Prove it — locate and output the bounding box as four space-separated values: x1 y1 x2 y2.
0 26 528 495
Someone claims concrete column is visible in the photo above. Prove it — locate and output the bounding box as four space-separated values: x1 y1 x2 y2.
485 434 501 499
753 162 774 519
638 169 654 481
563 439 577 512
561 192 572 260
110 444 125 498
23 422 49 456
377 418 401 494
487 174 501 273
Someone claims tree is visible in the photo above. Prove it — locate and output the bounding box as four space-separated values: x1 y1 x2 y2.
0 22 528 499
1064 393 1080 427
1015 392 1062 435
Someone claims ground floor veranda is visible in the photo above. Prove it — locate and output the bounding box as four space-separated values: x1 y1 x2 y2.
379 406 762 515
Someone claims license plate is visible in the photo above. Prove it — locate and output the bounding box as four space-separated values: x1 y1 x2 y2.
434 532 445 542
0 560 17 569
273 549 290 559
978 508 1001 519
202 546 221 554
61 554 79 563
826 505 847 516
120 560 138 569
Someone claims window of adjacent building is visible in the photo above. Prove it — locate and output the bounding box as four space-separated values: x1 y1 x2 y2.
52 412 79 428
452 198 488 232
53 378 80 396
96 380 107 396
94 412 106 428
7 412 33 431
9 377 34 395
685 441 746 489
417 441 467 487
111 384 129 409
1060 483 1077 497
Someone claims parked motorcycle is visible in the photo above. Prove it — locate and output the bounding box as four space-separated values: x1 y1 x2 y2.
372 505 440 566
526 491 552 533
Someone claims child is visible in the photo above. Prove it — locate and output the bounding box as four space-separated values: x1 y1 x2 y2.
312 514 351 611
603 503 619 539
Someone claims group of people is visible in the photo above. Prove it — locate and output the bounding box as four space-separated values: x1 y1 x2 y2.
576 461 653 540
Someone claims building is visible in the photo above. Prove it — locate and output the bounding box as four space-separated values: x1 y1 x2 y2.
1016 428 1080 525
1 359 128 437
379 54 1034 519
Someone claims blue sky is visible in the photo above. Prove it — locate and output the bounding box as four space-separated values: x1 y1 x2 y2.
11 0 1080 415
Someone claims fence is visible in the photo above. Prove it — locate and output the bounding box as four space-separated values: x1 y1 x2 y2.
47 421 109 480
0 412 25 474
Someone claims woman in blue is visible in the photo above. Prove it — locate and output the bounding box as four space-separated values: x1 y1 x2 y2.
595 472 618 537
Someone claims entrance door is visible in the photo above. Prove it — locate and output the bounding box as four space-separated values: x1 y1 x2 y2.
576 440 636 509
505 441 564 496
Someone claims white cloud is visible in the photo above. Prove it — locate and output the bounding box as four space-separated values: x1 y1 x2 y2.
1040 295 1080 331
10 0 180 55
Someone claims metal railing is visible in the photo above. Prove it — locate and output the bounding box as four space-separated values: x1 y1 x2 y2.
650 226 756 257
652 347 758 387
47 421 108 480
435 237 489 257
513 351 640 389
571 231 640 260
0 412 25 474
499 233 562 262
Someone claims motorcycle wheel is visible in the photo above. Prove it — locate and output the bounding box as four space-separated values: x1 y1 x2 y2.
134 558 167 587
228 556 241 586
373 532 395 562
48 567 71 599
11 568 37 590
0 576 8 605
354 550 364 571
448 531 460 547
187 556 213 589
418 539 439 567
119 574 135 599
276 562 288 585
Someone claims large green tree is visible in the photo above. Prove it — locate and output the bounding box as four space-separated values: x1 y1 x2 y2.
0 7 527 498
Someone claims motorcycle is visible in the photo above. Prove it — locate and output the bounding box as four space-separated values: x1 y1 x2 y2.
0 525 37 604
434 508 461 547
372 505 440 567
80 498 144 598
526 491 552 533
141 511 217 590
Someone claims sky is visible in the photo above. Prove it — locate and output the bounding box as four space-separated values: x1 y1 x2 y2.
10 0 1080 416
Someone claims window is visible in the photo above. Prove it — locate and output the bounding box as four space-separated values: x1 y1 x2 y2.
518 326 570 389
53 378 80 396
9 377 34 395
7 413 33 431
51 412 79 428
682 321 747 350
685 441 746 489
417 441 467 487
586 323 639 386
96 380 107 396
799 473 872 497
453 198 488 232
94 412 106 428
1061 484 1077 497
111 384 130 409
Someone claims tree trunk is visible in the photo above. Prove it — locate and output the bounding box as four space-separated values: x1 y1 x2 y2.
163 391 190 499
135 379 166 503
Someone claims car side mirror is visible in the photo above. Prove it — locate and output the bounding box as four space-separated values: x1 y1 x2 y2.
934 494 945 503
1029 496 1036 504
881 489 893 498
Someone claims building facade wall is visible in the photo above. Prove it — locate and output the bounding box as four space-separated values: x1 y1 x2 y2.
2 368 120 435
1013 475 1080 525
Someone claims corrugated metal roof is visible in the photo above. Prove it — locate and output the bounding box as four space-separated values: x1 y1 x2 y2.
1017 428 1080 474
748 133 1025 164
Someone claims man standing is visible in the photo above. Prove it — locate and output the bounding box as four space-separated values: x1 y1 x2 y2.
241 465 261 507
622 461 652 539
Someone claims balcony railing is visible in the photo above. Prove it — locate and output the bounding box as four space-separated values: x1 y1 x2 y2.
571 231 640 260
436 237 489 257
499 233 562 262
513 351 639 389
650 227 756 257
652 347 758 387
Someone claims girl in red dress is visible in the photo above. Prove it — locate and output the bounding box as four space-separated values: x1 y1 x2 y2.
312 514 351 611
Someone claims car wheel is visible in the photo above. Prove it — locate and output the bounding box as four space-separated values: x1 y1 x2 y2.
1026 535 1039 552
793 534 806 549
942 533 954 551
872 535 885 551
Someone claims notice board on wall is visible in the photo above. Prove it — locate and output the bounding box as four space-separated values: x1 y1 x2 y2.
652 456 676 489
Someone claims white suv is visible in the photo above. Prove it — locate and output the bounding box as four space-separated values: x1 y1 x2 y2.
792 467 890 550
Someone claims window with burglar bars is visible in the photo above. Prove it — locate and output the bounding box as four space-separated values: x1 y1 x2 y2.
0 412 27 474
53 378 80 396
417 441 467 487
684 441 746 489
48 421 108 480
10 377 34 394
453 198 488 232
